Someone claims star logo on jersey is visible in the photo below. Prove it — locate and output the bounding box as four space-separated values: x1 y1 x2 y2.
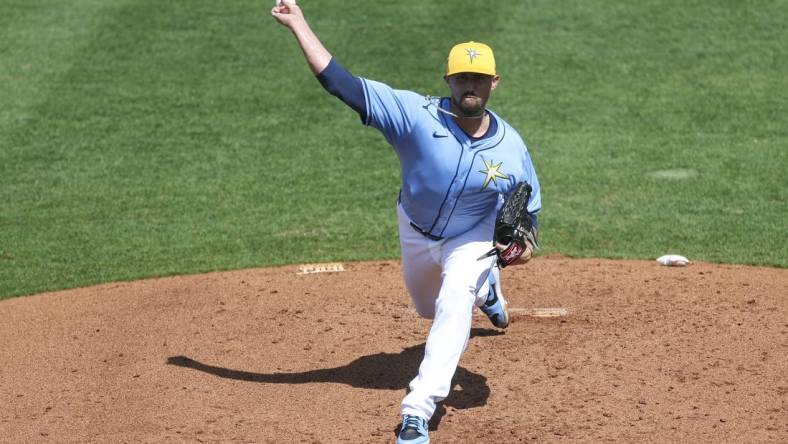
478 158 508 190
466 48 480 63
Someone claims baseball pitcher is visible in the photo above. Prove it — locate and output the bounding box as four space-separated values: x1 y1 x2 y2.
272 2 541 443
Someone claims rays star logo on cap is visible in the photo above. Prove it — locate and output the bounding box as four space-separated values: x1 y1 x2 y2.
479 157 508 190
465 47 480 63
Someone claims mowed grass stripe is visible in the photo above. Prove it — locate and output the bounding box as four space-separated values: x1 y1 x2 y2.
1 0 143 296
0 1 120 129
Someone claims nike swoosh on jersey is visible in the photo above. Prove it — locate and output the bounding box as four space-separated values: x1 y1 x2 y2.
432 131 449 138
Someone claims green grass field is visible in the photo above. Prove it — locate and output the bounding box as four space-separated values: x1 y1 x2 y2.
1 0 786 299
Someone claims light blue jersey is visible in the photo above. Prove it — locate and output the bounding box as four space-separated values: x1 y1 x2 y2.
361 79 541 239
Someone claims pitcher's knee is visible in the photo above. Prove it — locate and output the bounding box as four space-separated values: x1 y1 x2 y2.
411 299 436 319
415 306 435 319
437 282 476 306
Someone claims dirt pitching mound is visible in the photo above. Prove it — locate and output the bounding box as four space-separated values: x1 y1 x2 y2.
1 257 786 443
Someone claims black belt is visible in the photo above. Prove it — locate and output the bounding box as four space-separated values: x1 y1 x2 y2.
409 222 444 241
399 192 444 241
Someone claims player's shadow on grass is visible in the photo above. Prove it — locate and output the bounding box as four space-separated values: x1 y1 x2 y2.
167 327 501 431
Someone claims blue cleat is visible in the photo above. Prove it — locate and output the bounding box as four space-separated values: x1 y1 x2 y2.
479 265 509 329
397 414 429 444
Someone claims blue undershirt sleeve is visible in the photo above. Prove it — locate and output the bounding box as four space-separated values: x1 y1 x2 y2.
316 58 367 122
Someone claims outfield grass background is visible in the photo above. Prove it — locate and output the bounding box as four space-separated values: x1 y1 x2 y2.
1 0 786 299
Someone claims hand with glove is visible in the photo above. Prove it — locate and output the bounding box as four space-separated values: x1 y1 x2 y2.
481 181 539 267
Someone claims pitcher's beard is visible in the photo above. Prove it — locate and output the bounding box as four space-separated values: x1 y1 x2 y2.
452 96 486 118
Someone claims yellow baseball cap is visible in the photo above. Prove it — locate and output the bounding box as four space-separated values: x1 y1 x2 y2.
446 41 496 76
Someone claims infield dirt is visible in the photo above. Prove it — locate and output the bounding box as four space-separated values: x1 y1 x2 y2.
1 256 786 443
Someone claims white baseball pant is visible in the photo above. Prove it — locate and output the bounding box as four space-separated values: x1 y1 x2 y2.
396 203 497 420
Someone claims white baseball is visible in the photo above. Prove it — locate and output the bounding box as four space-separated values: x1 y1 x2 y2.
276 0 296 5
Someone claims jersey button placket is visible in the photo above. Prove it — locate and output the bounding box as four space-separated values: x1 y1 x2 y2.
437 144 473 235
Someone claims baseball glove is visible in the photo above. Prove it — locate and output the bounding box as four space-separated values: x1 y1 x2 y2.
482 181 538 268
